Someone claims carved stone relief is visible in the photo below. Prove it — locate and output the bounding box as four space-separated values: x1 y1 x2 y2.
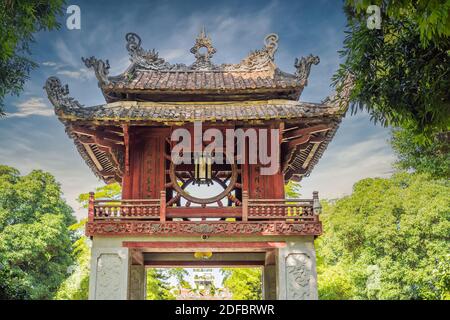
285 253 312 300
95 253 123 300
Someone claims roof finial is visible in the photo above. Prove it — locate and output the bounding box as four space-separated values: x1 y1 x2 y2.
190 26 216 70
200 26 207 39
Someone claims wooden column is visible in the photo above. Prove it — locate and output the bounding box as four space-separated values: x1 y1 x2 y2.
160 190 166 222
242 190 248 222
121 124 131 199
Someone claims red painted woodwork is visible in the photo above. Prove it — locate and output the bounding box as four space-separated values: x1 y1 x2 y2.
122 127 168 199
87 123 322 237
144 261 264 267
122 241 286 249
86 220 322 236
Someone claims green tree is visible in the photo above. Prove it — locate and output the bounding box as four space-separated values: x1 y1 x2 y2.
0 165 76 299
0 0 65 115
54 219 90 300
168 268 191 291
146 268 176 300
58 183 177 300
55 183 122 300
284 180 302 198
391 127 450 179
221 268 262 300
77 182 121 206
334 0 450 140
316 173 450 300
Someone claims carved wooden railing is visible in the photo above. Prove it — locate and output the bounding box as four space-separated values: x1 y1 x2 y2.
88 192 161 221
88 190 321 223
246 198 316 222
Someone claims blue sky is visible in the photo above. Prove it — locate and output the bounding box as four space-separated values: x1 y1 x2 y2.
0 0 396 219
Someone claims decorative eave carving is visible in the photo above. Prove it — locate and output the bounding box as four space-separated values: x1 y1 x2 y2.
44 77 84 114
44 77 123 183
294 54 320 86
82 56 110 86
321 73 355 111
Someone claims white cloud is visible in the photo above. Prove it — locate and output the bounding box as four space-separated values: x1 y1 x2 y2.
42 61 59 67
54 38 80 68
57 68 93 80
7 98 54 118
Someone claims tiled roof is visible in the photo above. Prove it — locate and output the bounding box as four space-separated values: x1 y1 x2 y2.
81 31 321 101
53 99 343 123
105 69 300 92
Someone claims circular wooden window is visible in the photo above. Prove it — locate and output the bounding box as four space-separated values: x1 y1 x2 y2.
168 153 238 205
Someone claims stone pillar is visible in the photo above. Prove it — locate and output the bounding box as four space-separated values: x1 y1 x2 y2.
263 265 277 299
128 265 146 300
275 237 318 300
263 251 276 300
89 247 130 300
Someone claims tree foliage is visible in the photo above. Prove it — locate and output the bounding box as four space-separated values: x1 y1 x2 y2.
284 180 302 198
335 0 450 140
0 0 65 115
146 268 176 300
0 165 76 299
77 182 121 207
391 126 450 178
221 268 262 300
58 183 178 300
316 173 450 300
54 219 90 300
168 268 191 290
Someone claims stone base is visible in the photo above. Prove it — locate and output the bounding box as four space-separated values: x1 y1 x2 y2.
88 235 318 300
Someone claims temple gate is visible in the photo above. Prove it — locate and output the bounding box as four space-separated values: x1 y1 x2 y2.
45 30 351 300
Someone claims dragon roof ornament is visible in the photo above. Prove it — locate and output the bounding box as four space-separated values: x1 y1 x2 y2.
82 56 110 86
294 54 320 86
122 30 280 73
44 77 84 114
79 30 322 98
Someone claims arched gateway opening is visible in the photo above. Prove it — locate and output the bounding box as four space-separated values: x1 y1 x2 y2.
45 29 352 300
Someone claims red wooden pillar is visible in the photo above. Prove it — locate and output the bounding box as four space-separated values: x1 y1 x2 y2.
160 190 166 222
121 124 132 199
242 190 248 222
88 192 95 222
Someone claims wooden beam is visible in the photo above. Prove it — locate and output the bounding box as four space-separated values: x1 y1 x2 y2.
145 260 264 267
71 125 124 144
283 124 330 140
286 134 311 149
123 241 286 250
309 136 325 144
131 249 144 265
302 143 320 169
